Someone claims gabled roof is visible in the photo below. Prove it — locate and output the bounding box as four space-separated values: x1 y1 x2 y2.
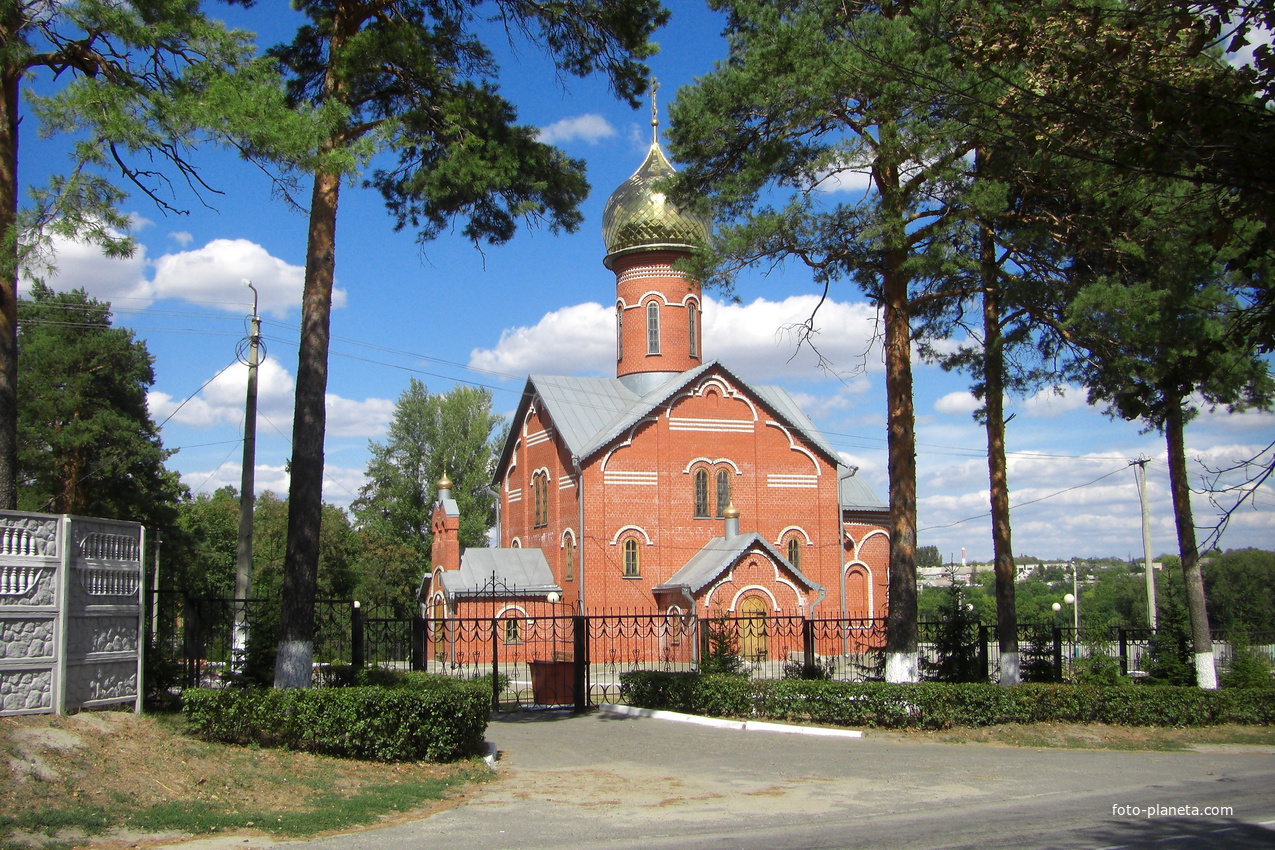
424 548 561 603
839 466 888 514
653 532 823 595
494 361 842 480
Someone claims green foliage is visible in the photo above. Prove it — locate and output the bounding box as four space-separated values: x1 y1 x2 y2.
350 380 504 610
922 572 985 683
698 616 744 675
1204 549 1275 636
174 487 241 599
1071 646 1125 687
182 676 489 762
783 659 834 681
16 283 186 528
1019 623 1059 684
916 545 943 568
1221 638 1274 690
1145 570 1197 686
619 673 1275 730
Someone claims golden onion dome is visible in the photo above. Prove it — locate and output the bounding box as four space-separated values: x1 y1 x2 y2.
601 142 711 269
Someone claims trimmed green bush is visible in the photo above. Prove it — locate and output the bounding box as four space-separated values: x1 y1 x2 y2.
618 672 1275 730
183 676 489 762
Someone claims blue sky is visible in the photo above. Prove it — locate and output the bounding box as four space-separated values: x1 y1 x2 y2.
20 2 1274 562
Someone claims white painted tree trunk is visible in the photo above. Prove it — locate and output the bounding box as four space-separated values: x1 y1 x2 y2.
1195 651 1218 690
999 651 1020 686
886 651 918 684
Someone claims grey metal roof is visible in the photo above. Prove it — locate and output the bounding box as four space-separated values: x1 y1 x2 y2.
749 381 840 463
445 548 561 596
839 466 887 512
506 362 842 473
654 533 823 595
526 374 642 458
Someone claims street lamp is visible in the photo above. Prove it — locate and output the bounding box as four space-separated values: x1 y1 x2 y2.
1052 590 1078 659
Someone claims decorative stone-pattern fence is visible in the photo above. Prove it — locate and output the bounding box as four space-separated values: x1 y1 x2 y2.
0 511 144 715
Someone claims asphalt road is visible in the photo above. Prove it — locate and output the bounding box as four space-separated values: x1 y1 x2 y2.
218 710 1275 850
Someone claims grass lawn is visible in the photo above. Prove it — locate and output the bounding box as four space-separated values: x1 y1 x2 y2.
1 711 491 850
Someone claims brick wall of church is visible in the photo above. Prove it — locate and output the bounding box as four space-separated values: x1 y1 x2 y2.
497 367 890 618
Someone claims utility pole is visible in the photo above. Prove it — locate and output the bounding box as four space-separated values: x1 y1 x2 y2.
1132 457 1157 629
232 281 262 668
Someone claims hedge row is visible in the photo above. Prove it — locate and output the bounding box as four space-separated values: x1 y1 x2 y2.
183 676 489 762
619 673 1275 730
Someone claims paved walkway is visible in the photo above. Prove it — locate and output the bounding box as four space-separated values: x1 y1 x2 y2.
166 709 1275 850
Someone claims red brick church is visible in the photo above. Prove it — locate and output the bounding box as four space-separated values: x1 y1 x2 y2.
420 133 890 624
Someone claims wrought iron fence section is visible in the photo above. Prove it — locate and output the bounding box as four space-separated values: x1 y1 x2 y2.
587 613 693 704
807 617 886 681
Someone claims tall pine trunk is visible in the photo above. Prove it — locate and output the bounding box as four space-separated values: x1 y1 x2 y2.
1164 403 1216 688
0 61 19 511
983 271 1018 685
274 167 339 688
977 164 1018 685
879 126 919 684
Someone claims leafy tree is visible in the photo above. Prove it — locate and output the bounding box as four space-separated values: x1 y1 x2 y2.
16 282 185 530
915 545 943 569
922 571 984 683
1202 548 1275 636
174 487 242 599
667 0 987 682
1059 201 1273 688
350 380 504 613
1 0 288 509
258 0 668 688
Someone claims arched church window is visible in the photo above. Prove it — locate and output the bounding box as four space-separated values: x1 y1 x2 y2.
533 472 549 527
693 469 709 518
623 538 640 577
688 301 699 358
616 305 623 362
646 300 661 354
787 537 801 571
564 532 575 581
715 469 730 518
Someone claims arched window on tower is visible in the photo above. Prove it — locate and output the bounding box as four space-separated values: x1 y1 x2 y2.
787 537 802 572
693 469 709 518
715 469 730 518
616 305 623 362
646 300 661 354
688 301 699 358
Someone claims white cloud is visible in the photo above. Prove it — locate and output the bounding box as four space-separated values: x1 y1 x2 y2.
169 231 194 247
150 357 296 428
468 301 614 377
813 166 873 194
468 294 884 385
1016 385 1089 419
935 391 979 417
151 238 347 318
326 394 395 438
182 462 291 500
704 295 882 382
22 231 342 319
21 228 154 304
536 114 617 145
152 357 391 440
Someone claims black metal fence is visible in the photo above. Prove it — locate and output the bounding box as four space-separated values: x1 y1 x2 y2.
148 592 1275 710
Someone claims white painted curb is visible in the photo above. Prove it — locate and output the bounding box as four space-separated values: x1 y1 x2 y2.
599 703 863 738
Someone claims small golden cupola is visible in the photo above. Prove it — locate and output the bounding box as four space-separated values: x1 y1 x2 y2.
602 80 712 389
